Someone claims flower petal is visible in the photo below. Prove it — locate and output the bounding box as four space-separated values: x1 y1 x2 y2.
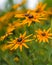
24 34 33 39
22 43 29 48
20 45 22 51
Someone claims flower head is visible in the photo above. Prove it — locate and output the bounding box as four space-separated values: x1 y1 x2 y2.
34 2 47 15
47 8 52 18
22 13 47 26
12 0 26 9
34 28 52 43
0 22 22 41
6 32 33 51
14 57 19 62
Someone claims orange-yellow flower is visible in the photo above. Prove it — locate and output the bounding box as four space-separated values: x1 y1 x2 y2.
0 12 15 22
34 28 52 43
14 57 19 62
0 24 15 41
22 13 47 26
12 0 26 9
6 32 33 51
0 22 22 41
0 33 12 41
34 2 47 16
47 8 52 17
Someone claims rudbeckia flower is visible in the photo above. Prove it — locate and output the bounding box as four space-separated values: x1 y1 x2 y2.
12 0 26 9
0 33 12 41
14 57 19 62
34 28 52 43
6 32 33 51
0 22 22 41
0 24 15 41
47 8 52 18
33 2 47 15
22 13 47 26
0 12 15 22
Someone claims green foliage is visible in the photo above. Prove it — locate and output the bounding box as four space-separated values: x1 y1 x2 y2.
0 0 52 65
44 0 52 7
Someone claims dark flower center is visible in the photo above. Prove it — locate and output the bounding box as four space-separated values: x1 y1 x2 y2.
25 13 29 16
28 15 34 19
41 33 46 36
36 9 40 13
17 38 22 42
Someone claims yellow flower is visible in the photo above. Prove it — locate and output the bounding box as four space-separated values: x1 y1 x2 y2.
34 2 47 15
12 21 23 28
34 28 52 43
14 57 19 62
12 0 26 9
6 24 15 34
0 44 8 51
47 8 52 17
0 33 12 41
0 12 15 22
6 32 33 51
0 22 22 41
22 13 47 26
0 24 15 41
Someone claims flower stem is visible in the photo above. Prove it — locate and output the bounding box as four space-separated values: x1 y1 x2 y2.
50 18 52 44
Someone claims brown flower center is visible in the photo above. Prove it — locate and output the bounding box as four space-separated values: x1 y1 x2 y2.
36 9 40 13
17 38 22 42
28 15 34 19
25 13 29 16
41 33 46 36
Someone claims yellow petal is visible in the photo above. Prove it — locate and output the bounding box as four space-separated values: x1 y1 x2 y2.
42 3 47 10
24 39 33 42
20 34 22 38
35 19 40 23
20 45 22 51
39 18 47 20
14 44 19 50
39 38 42 43
45 38 49 43
15 14 24 18
10 44 19 50
22 43 29 48
24 34 33 39
7 44 14 48
48 33 52 36
12 4 21 9
22 19 28 25
43 29 46 32
47 28 51 33
23 31 26 37
28 21 32 26
33 35 36 38
43 38 46 42
48 37 52 39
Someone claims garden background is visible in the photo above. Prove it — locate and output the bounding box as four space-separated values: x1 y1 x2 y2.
0 0 52 65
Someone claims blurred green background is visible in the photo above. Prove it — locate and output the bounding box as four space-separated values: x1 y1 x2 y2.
0 0 52 65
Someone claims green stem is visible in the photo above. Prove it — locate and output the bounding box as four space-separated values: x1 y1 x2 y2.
51 19 52 30
2 57 12 65
50 18 52 45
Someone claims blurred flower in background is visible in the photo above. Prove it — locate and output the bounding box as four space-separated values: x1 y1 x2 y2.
0 0 40 10
0 0 52 65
